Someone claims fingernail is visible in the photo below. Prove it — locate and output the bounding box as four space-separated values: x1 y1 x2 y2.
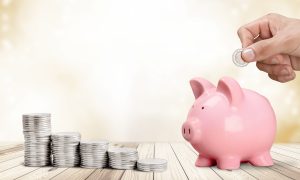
271 58 279 64
242 48 255 62
280 68 289 75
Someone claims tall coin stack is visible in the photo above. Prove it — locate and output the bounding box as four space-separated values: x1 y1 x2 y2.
22 113 52 167
51 132 81 167
108 147 138 170
80 140 109 168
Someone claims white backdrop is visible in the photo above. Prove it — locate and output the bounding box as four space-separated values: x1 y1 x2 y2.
0 0 299 142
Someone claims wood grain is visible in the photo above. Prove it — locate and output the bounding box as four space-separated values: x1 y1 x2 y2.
171 143 221 180
154 143 187 180
186 142 259 180
0 156 24 173
0 150 23 163
86 142 139 180
240 163 291 180
0 144 23 155
16 167 67 180
0 142 300 179
121 143 154 180
0 165 38 179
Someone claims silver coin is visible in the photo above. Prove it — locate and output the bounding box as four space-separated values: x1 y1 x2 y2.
22 113 52 167
137 158 168 172
81 160 106 163
23 132 51 137
23 113 51 117
110 165 135 170
81 150 107 153
107 147 138 170
81 156 107 159
81 155 107 158
81 165 107 169
81 159 107 162
80 140 109 145
51 132 81 168
79 140 109 168
232 48 248 67
51 132 81 137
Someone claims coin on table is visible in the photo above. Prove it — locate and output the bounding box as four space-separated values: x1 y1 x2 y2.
51 132 81 167
22 113 52 167
80 140 109 168
108 147 138 170
137 158 168 172
232 48 248 67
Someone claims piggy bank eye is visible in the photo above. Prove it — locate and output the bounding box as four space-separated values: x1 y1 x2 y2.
201 106 204 109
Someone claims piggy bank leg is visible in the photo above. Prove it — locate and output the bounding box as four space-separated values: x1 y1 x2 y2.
216 156 240 170
249 152 273 166
195 154 216 167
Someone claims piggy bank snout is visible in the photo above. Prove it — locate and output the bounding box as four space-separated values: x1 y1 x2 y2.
182 122 195 141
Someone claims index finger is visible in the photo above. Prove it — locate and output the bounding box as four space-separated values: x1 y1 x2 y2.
237 26 257 48
237 15 273 48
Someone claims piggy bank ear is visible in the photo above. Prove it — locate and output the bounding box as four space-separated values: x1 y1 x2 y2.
190 77 215 99
217 77 244 106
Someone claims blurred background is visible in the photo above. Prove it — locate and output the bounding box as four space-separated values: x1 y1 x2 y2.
0 0 299 142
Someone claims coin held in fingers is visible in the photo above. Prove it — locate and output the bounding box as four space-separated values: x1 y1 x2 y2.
232 48 248 67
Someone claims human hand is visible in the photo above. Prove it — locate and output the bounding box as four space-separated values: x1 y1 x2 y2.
237 13 300 82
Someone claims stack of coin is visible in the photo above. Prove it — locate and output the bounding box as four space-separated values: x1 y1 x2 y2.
51 132 81 167
22 113 52 167
137 158 168 172
108 147 138 170
80 140 109 168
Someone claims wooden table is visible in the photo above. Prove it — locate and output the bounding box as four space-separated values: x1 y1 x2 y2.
0 142 300 179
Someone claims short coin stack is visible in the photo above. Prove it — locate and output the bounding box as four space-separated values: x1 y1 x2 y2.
137 158 168 172
108 147 138 170
51 132 81 167
80 140 109 168
22 113 52 167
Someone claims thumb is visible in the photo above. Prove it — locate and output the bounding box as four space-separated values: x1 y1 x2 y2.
242 36 285 62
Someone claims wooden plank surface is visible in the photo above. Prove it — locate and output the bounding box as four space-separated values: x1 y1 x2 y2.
275 144 300 154
240 163 291 179
51 168 96 180
87 169 123 180
186 142 259 180
121 143 154 180
0 142 300 179
0 144 23 155
0 143 23 151
0 142 20 148
270 160 300 179
171 143 221 179
154 143 188 180
0 165 39 179
271 151 300 168
272 146 300 160
86 143 139 180
0 156 24 173
16 167 67 180
0 150 23 163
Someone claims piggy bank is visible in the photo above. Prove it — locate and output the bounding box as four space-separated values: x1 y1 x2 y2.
182 77 276 170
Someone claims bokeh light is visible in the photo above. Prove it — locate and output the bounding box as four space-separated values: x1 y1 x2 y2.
0 0 299 142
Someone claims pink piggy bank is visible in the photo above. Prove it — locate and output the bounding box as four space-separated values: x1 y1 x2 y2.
182 77 276 170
